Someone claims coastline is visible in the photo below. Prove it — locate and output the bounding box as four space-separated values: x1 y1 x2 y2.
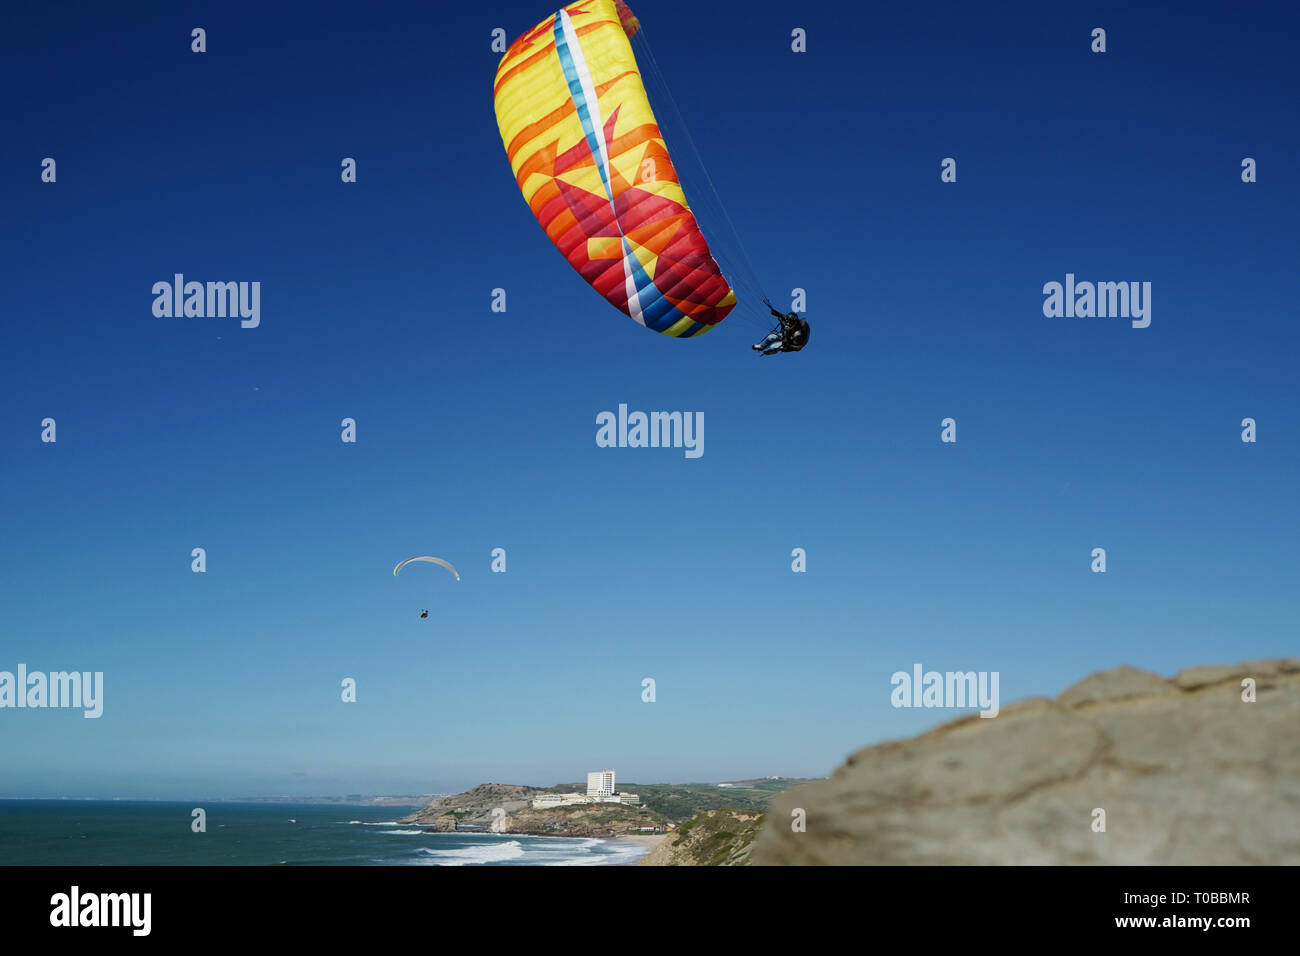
497 829 668 849
610 832 666 865
487 828 670 844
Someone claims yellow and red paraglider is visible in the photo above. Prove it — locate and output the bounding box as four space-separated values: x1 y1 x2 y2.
493 0 737 338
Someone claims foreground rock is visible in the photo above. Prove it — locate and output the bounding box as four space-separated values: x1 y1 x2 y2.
639 810 762 866
751 659 1300 865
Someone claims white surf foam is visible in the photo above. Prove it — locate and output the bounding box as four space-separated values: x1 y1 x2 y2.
409 840 526 866
539 838 649 866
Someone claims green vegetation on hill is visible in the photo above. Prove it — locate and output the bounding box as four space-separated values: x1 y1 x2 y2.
508 802 671 837
640 809 764 866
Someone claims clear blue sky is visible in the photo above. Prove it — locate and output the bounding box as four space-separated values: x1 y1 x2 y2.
2 0 1296 799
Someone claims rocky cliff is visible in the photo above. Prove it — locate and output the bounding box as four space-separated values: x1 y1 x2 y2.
752 658 1300 865
505 803 667 837
399 783 545 830
399 783 669 836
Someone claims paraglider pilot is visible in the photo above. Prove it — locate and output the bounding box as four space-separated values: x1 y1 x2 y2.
753 300 810 355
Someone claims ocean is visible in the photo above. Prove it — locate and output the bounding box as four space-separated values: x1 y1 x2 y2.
0 801 651 866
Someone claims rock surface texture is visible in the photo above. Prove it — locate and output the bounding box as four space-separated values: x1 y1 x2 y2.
751 659 1300 865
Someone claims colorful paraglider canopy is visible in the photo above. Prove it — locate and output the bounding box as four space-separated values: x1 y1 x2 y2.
493 0 735 338
393 556 461 581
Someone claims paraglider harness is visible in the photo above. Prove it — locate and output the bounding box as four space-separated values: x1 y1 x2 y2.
764 300 809 353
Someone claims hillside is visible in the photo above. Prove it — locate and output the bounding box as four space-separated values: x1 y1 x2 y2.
546 778 811 820
400 778 812 831
638 809 763 866
399 783 546 830
399 784 670 836
505 803 671 837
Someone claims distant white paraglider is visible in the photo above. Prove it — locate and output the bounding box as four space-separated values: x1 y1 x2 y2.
392 556 460 580
394 556 460 619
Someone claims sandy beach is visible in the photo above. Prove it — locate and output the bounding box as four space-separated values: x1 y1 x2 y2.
613 833 667 863
615 833 667 848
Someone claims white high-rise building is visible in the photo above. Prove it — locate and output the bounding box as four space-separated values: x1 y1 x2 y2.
587 769 615 797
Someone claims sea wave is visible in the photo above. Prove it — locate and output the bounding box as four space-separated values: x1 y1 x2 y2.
409 841 526 866
534 837 649 866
